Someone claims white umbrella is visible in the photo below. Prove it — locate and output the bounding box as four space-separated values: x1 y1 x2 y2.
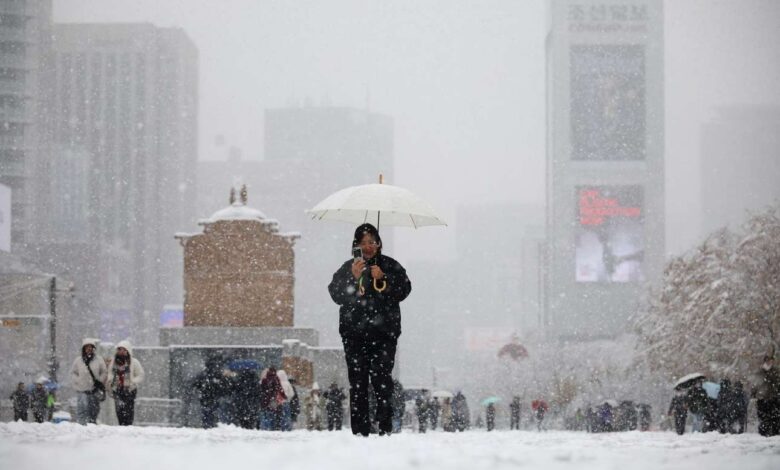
673 372 705 390
305 176 446 229
432 390 454 399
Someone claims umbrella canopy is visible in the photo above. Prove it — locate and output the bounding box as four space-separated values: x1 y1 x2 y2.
481 396 501 406
306 180 447 229
702 381 721 399
673 372 706 390
226 359 263 371
27 378 59 392
432 390 454 399
531 399 549 411
497 342 529 360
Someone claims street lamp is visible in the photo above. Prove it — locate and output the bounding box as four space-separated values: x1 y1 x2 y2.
48 276 75 383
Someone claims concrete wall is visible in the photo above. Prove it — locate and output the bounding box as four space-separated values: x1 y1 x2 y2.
160 326 319 348
132 347 170 399
310 347 347 389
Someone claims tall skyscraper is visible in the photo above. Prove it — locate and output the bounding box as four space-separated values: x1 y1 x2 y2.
0 0 51 251
700 106 780 235
545 1 665 340
37 23 198 344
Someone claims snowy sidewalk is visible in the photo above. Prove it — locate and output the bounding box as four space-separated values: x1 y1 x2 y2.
1 422 779 470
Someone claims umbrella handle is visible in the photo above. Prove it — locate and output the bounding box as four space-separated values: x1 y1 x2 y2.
358 276 387 293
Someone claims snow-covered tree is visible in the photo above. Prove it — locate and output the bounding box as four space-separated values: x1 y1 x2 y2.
635 205 780 382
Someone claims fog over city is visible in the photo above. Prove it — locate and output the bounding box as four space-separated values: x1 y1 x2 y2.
52 0 780 258
1 0 779 453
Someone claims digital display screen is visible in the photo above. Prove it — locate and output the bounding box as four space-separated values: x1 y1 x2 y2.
570 45 645 160
576 186 644 282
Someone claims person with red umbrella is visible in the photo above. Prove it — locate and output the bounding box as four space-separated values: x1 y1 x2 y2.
532 399 549 431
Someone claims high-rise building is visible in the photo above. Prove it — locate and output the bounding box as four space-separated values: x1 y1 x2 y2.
0 0 51 251
700 106 780 235
545 0 665 340
37 23 198 344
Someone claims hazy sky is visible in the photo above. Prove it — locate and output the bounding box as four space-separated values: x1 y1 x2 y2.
53 0 780 260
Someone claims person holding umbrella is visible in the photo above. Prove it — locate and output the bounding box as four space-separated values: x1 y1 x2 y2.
328 223 412 436
532 399 549 431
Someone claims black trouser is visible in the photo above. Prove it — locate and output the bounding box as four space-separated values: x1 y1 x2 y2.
201 402 218 428
327 407 343 430
674 412 687 435
33 409 46 423
342 335 397 436
13 410 27 422
757 399 780 437
114 389 137 426
510 412 520 430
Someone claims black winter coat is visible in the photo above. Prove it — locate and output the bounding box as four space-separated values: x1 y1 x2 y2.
10 390 29 412
328 254 411 340
193 367 227 406
686 386 708 414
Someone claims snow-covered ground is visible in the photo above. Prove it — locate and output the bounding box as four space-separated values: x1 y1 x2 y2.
1 422 778 470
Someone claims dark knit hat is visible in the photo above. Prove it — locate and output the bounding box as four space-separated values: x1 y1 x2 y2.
352 223 382 254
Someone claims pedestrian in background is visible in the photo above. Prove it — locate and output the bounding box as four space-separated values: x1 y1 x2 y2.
510 396 521 430
753 354 780 437
107 340 145 426
9 382 29 422
30 379 49 423
304 383 324 431
324 382 346 431
69 338 107 425
486 403 496 431
669 391 688 435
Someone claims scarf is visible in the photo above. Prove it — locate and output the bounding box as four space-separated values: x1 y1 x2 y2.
114 356 129 388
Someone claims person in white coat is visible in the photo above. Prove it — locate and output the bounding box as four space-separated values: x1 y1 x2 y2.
69 338 107 424
304 382 324 431
107 340 145 425
277 369 296 431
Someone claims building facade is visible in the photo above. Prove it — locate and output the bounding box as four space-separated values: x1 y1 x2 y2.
0 0 51 251
36 23 198 344
545 0 665 339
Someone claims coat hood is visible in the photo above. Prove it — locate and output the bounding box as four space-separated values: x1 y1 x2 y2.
82 338 98 348
116 340 133 355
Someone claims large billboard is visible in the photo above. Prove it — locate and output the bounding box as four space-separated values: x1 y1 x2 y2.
576 186 644 282
0 183 10 252
570 44 645 160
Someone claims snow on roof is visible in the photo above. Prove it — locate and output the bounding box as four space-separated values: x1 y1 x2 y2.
199 202 268 225
174 232 199 239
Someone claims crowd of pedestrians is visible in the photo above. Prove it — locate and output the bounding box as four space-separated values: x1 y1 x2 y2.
668 355 780 436
412 391 470 433
9 379 56 423
7 341 779 438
